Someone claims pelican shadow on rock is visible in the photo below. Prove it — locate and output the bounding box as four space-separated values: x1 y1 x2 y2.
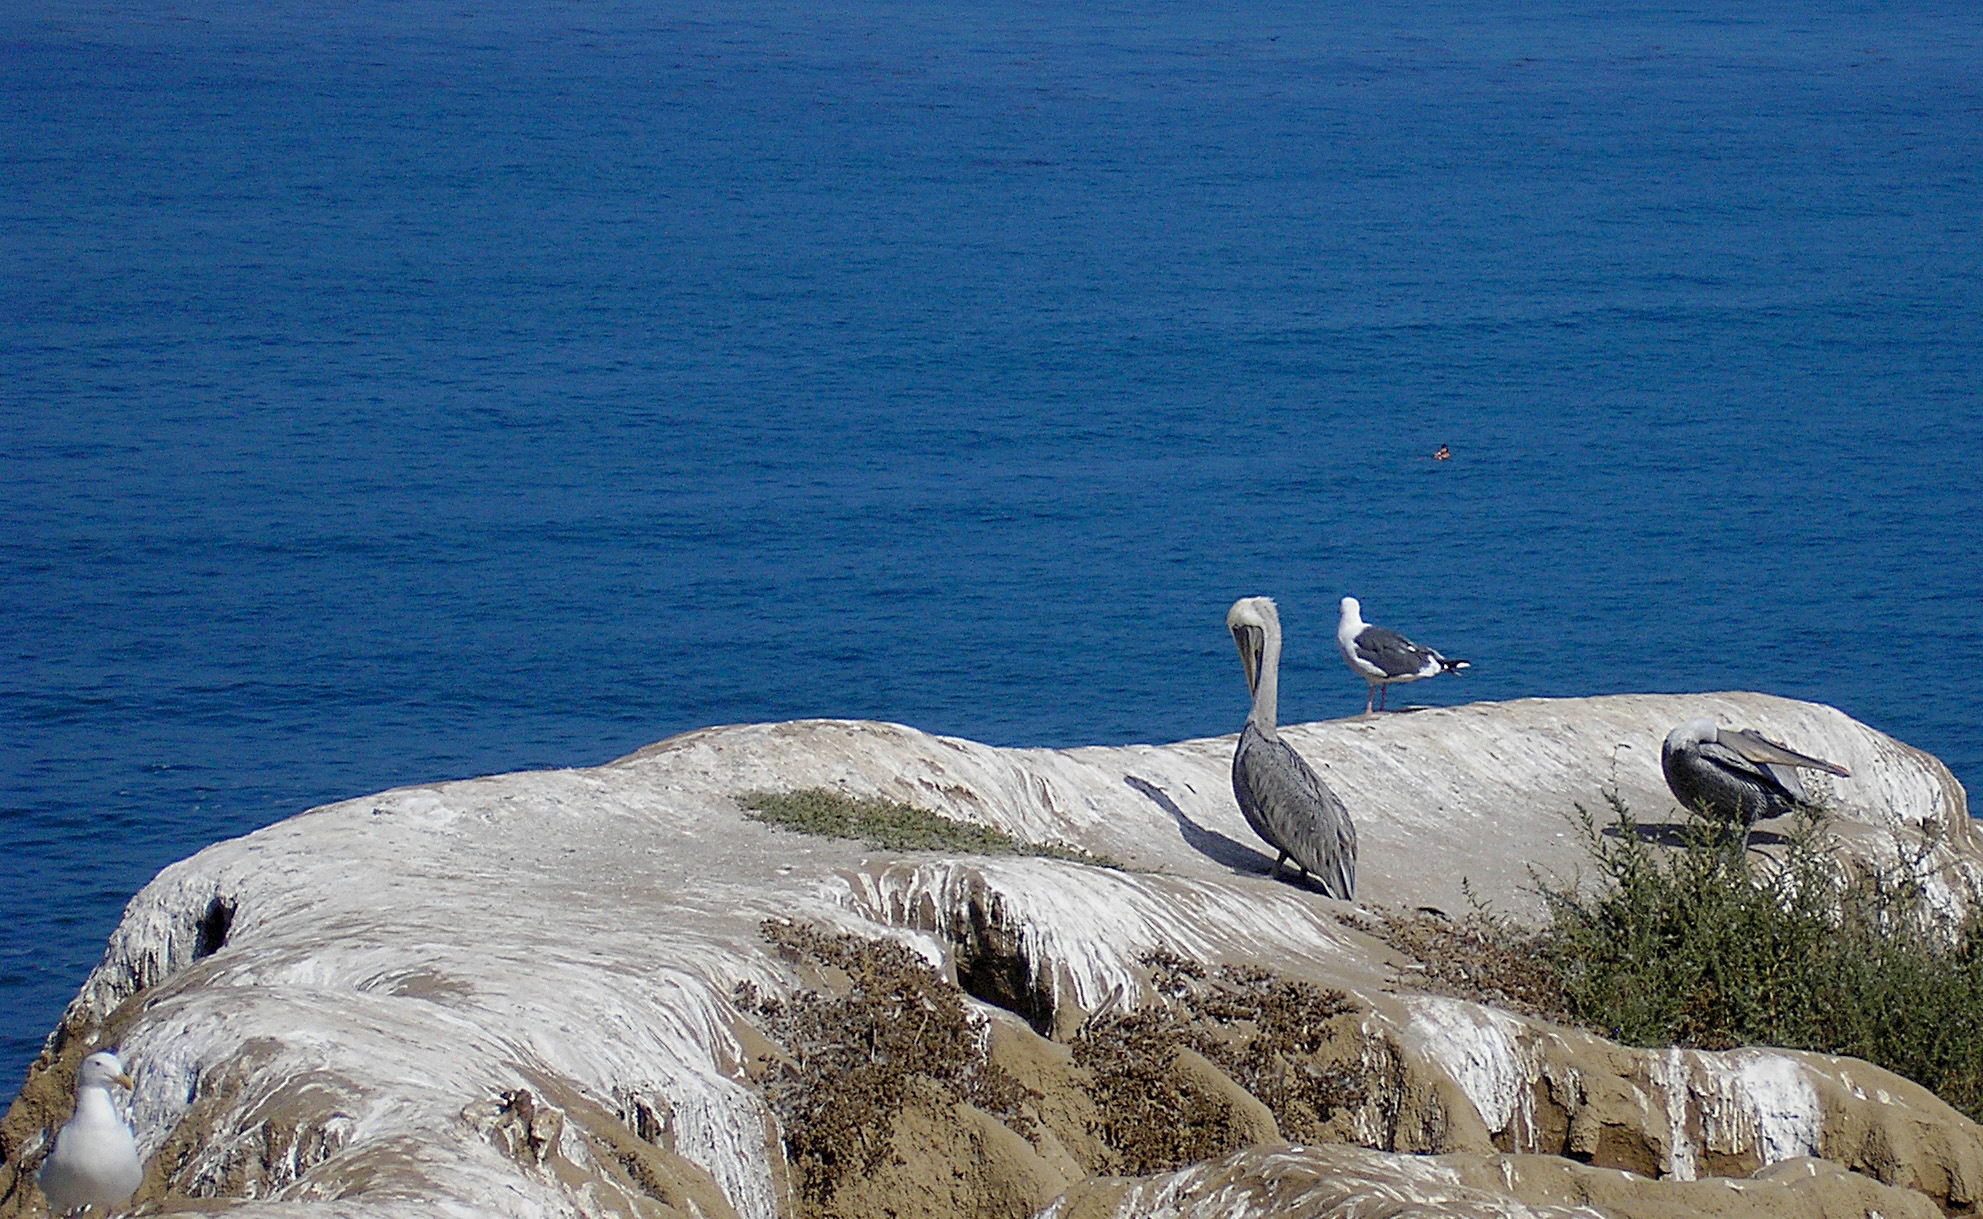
1604 819 1792 851
1124 775 1333 892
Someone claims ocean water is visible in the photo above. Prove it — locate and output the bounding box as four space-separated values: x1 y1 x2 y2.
3 0 1980 1093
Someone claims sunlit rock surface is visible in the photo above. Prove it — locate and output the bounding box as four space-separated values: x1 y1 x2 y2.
1041 1144 1948 1219
0 693 1976 1218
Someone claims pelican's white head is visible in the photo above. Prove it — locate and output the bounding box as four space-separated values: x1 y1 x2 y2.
76 1051 134 1093
1226 597 1279 694
1665 719 1720 753
1226 596 1279 634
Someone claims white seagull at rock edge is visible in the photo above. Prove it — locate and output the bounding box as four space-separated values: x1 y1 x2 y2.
1336 597 1470 713
38 1050 142 1217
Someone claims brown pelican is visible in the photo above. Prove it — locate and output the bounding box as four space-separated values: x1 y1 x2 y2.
1227 597 1356 899
1661 719 1851 826
39 1050 141 1217
1336 596 1470 713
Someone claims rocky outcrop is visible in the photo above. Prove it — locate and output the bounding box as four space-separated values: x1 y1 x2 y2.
0 693 1976 1218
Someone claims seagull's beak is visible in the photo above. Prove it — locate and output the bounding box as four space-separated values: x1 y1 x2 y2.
1231 625 1262 696
114 1071 135 1089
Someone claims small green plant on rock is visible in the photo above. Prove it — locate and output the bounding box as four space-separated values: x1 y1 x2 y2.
738 788 1120 866
1540 794 1840 1049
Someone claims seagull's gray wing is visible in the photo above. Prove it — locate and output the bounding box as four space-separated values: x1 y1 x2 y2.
1352 626 1438 678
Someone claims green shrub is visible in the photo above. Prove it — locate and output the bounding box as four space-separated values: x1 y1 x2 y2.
738 787 1119 866
1537 794 1983 1121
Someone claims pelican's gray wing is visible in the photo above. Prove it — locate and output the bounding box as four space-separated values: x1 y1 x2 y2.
1667 738 1801 824
1720 729 1850 777
1233 723 1356 899
1721 731 1849 807
1694 739 1795 790
1231 723 1291 859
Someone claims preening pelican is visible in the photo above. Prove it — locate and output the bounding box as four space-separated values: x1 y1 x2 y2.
1336 597 1470 713
1227 597 1356 899
39 1050 142 1217
1661 719 1851 826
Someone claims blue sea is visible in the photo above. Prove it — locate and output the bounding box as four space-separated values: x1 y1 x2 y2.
4 0 1980 1094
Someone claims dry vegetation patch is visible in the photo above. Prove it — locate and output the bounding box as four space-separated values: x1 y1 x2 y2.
1072 949 1375 1169
734 921 1037 1212
1354 905 1570 1023
736 926 1389 1210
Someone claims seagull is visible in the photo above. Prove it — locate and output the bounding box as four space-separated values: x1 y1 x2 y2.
39 1050 142 1216
1661 719 1851 827
1227 597 1357 899
1336 597 1470 713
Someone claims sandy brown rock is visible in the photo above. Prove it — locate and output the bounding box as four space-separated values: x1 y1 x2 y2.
1483 1153 1946 1219
809 1092 1063 1219
981 1018 1106 1179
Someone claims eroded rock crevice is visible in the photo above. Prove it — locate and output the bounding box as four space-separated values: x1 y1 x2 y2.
946 887 1058 1037
193 896 236 961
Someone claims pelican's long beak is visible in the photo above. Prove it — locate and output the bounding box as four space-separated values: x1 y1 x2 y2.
1231 624 1263 696
1724 730 1851 777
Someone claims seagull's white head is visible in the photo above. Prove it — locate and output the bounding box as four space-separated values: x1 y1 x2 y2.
76 1051 134 1092
1338 597 1364 630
